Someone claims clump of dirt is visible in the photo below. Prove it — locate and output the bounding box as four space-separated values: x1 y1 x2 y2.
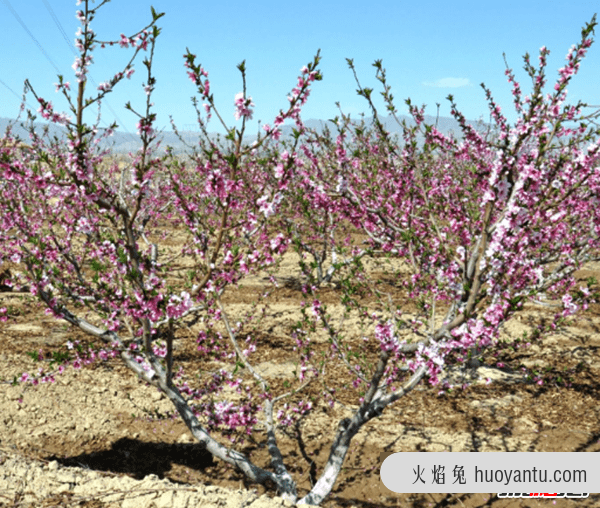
0 448 312 508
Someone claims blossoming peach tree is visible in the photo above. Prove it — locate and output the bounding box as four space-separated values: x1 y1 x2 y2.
1 0 599 504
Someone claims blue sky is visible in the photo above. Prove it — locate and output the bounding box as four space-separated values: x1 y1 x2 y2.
1 0 599 137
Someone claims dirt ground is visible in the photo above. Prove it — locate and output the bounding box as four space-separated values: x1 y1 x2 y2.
0 250 599 507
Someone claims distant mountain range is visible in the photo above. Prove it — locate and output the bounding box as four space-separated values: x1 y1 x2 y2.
1 114 496 154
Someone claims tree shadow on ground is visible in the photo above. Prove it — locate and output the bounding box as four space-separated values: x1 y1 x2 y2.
45 438 213 481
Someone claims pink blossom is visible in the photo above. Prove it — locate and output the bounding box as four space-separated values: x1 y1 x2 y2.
234 92 255 121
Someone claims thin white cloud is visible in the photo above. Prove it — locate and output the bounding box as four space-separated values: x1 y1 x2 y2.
422 77 472 88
